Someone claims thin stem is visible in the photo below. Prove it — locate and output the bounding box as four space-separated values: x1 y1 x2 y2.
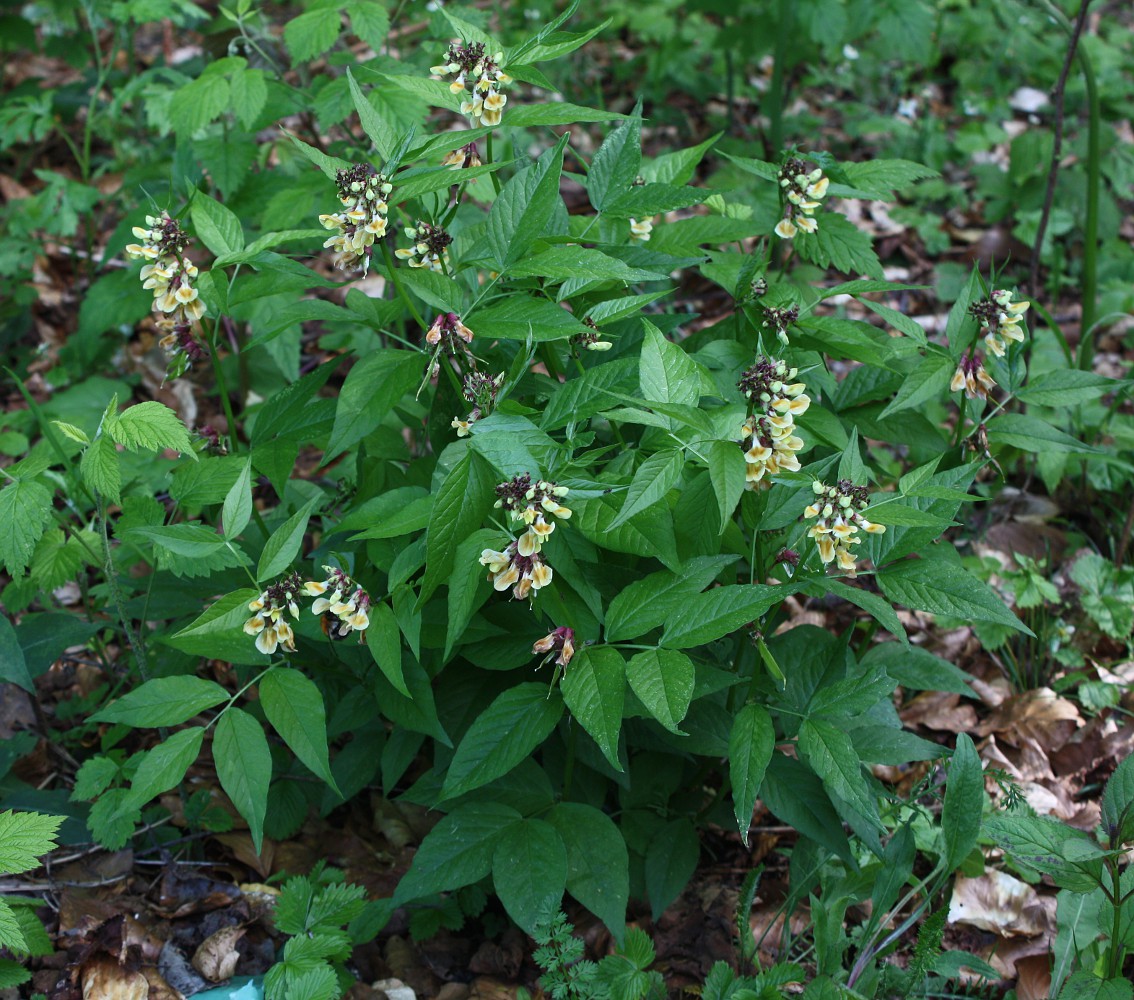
97 493 150 681
382 241 427 330
486 132 502 195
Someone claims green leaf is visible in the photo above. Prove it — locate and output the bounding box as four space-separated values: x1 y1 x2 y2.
798 718 882 829
562 646 625 771
394 802 521 903
729 703 775 845
168 73 229 133
589 106 641 212
0 480 52 579
506 245 668 283
260 669 337 790
91 676 230 726
80 435 121 503
660 583 797 649
639 319 700 407
1016 370 1128 407
346 0 389 49
282 128 351 181
570 493 679 570
88 790 141 849
987 413 1103 454
609 449 684 528
440 684 564 801
815 580 908 644
190 191 244 257
368 601 408 696
284 6 341 61
504 103 627 127
604 556 736 642
230 67 267 130
941 733 984 872
707 439 745 532
547 802 629 941
465 294 590 343
606 183 709 218
486 133 568 271
106 401 194 457
325 351 422 460
0 811 63 876
626 649 693 735
838 159 939 199
984 814 1107 892
794 212 883 279
0 899 27 954
71 755 119 802
421 450 497 603
492 818 567 935
1101 754 1134 844
346 66 393 162
879 351 955 419
257 497 318 582
878 557 1033 635
0 614 32 692
213 708 272 854
1057 972 1133 1000
222 458 253 538
644 818 698 920
0 958 31 989
127 727 205 807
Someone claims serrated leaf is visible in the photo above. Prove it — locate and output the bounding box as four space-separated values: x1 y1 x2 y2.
562 646 625 771
487 133 568 271
80 435 121 503
1016 370 1127 407
730 703 774 845
394 802 521 903
257 497 318 582
91 676 230 726
52 420 89 444
794 212 883 279
609 449 683 528
190 191 244 257
71 755 120 802
492 818 566 935
230 68 267 130
798 718 882 829
106 401 194 457
878 557 1033 635
0 811 63 876
838 159 939 198
626 648 693 735
260 669 337 790
1101 754 1134 844
284 6 341 61
127 727 204 807
440 684 563 800
346 0 389 49
0 480 52 579
660 582 798 648
421 450 496 603
214 708 272 854
169 73 229 134
941 733 984 872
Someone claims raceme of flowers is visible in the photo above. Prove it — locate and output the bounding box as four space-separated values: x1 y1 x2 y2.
950 352 996 401
431 41 512 127
762 304 800 347
395 221 453 272
971 288 1029 358
774 157 829 240
319 164 392 275
125 212 208 370
304 567 372 643
533 626 575 670
441 142 483 170
243 574 303 655
803 480 886 577
452 369 504 438
735 357 809 490
479 475 572 600
629 218 653 242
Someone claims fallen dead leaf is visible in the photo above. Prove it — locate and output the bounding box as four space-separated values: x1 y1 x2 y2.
1013 953 1052 1000
947 871 1055 937
976 688 1082 749
191 925 245 983
81 955 147 1000
372 978 417 1000
899 690 979 733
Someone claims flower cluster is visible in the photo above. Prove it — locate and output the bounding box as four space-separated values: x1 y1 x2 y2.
452 369 504 437
533 626 575 670
762 304 800 346
950 352 996 401
319 164 392 275
970 288 1029 358
426 311 474 350
395 221 452 272
774 158 829 239
441 142 483 170
735 357 809 491
479 476 572 600
125 212 208 371
629 218 653 242
431 42 512 127
303 567 371 643
244 575 303 655
803 480 885 577
572 319 612 353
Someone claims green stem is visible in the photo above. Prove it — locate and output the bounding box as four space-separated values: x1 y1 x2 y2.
382 241 427 330
486 132 502 195
765 0 792 158
97 492 150 681
1078 26 1100 347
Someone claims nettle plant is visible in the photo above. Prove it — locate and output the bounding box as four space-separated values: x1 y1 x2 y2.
2 0 1127 963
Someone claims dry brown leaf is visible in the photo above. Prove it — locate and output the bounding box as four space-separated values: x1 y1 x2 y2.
947 871 1054 937
899 690 979 733
81 955 147 1000
976 688 1082 749
213 833 275 878
191 925 245 982
468 978 517 1000
141 966 184 1000
372 978 418 1000
1014 953 1052 1000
